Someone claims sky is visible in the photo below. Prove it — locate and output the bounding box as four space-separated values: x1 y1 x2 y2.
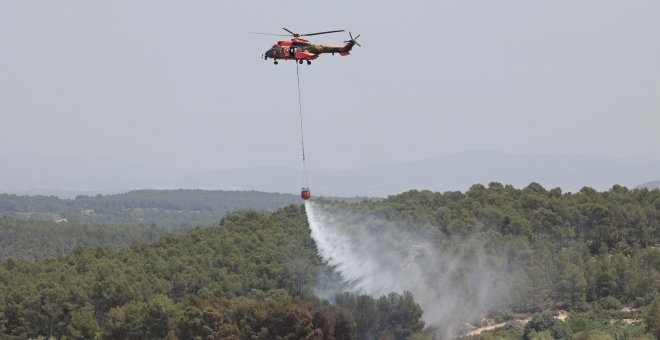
1 1 658 189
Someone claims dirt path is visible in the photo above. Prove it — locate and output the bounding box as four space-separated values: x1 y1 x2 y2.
465 322 509 336
465 317 532 337
464 310 639 337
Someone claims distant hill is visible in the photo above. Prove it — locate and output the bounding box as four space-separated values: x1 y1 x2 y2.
0 189 303 228
635 180 660 189
180 151 660 196
2 151 658 197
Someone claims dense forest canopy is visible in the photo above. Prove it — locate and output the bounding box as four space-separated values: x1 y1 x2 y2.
0 216 166 260
0 189 303 228
313 184 660 338
0 183 658 339
0 205 425 339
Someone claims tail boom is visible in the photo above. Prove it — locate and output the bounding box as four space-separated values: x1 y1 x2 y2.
313 42 355 56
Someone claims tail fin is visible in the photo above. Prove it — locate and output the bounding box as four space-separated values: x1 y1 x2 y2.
343 32 361 51
340 41 355 55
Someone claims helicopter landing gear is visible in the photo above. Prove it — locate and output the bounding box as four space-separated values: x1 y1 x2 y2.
274 60 278 65
298 59 303 64
306 60 311 65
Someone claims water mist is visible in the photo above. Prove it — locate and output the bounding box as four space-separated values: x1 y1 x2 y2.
304 201 509 339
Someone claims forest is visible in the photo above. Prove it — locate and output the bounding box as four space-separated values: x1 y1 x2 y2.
0 216 166 260
0 183 658 339
0 190 304 229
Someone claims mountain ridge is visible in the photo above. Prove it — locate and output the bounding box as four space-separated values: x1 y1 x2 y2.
2 150 658 197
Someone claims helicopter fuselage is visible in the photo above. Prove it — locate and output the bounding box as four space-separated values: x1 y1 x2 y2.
263 38 354 62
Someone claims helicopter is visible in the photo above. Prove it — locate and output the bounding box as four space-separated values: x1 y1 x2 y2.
253 28 361 65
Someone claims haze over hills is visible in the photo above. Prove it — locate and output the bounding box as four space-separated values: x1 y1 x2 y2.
636 180 660 189
1 151 658 198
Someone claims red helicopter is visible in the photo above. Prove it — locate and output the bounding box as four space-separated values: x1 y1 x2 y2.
254 28 361 65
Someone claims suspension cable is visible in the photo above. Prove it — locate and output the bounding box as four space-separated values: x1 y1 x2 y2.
296 62 310 188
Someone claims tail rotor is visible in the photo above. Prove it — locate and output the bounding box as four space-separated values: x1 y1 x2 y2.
345 32 362 47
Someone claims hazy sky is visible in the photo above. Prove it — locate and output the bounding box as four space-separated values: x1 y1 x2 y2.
1 0 658 176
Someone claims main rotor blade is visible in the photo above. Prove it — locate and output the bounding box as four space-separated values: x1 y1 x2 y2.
301 29 345 36
250 32 291 36
282 28 296 35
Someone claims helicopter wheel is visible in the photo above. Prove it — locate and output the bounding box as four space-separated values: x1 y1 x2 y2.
306 60 311 65
298 60 303 64
274 60 278 65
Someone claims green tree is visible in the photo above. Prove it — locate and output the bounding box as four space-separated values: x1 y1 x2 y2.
334 307 357 340
572 330 615 340
108 301 145 340
524 313 556 340
142 294 175 339
555 263 587 307
643 296 660 339
66 306 101 339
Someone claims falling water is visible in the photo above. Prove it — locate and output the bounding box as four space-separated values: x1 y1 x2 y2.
304 201 508 338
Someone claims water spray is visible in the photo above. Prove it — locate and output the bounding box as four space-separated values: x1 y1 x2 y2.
304 201 507 338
